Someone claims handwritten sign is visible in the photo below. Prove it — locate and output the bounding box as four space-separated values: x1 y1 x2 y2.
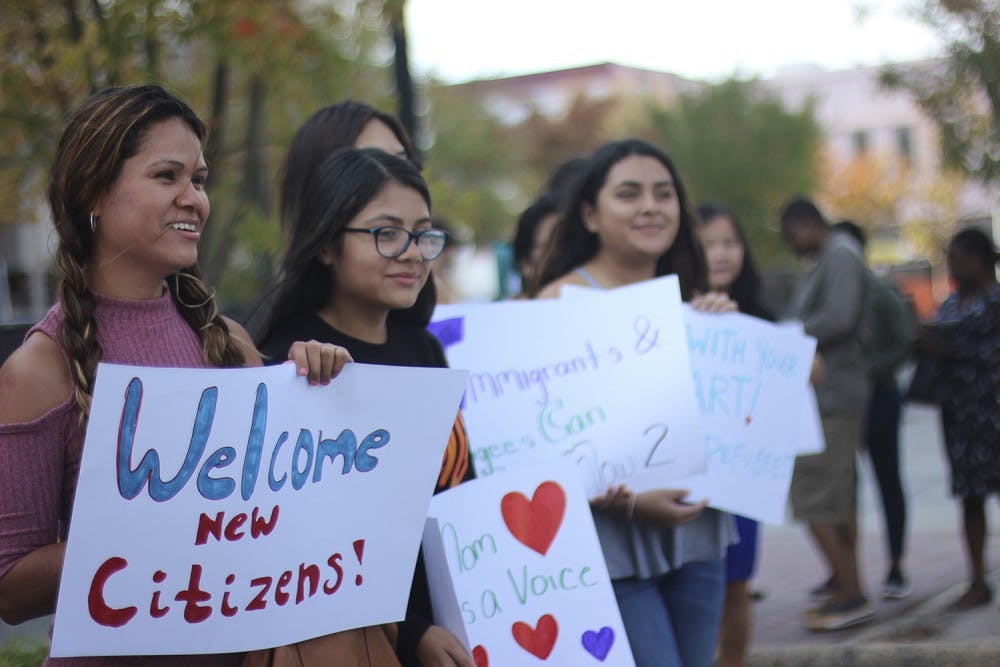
422 465 635 666
430 276 706 497
679 308 819 524
51 362 468 657
547 286 821 524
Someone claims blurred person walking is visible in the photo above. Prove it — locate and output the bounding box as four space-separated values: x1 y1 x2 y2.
780 198 873 631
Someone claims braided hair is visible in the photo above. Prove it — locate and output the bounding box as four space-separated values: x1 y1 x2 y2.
48 84 244 423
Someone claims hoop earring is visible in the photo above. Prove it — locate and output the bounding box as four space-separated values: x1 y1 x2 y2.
89 212 97 232
172 272 216 309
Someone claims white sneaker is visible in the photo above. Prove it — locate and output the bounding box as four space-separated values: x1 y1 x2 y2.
882 576 913 601
805 599 877 631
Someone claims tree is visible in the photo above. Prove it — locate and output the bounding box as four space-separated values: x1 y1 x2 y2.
421 82 520 243
881 0 1000 184
645 79 823 264
819 149 964 265
820 151 909 228
0 0 396 309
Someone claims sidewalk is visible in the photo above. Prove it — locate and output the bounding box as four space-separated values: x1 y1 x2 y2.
748 403 1000 664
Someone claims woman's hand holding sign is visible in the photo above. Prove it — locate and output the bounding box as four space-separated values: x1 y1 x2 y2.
690 291 738 314
591 486 707 527
416 624 476 667
285 340 353 385
634 489 707 526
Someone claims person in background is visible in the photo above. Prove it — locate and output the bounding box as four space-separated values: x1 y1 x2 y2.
780 198 873 631
924 227 1000 611
543 155 589 204
696 203 773 667
833 220 915 601
242 99 421 338
509 157 589 297
429 216 462 304
256 147 473 667
530 139 736 667
0 84 349 666
511 193 561 294
279 100 418 231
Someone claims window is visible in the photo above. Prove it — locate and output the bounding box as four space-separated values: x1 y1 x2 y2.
851 130 870 156
896 126 914 164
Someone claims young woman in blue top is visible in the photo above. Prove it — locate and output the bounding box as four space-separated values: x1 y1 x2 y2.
696 203 774 667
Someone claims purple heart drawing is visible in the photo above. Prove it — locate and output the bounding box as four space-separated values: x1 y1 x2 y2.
426 317 465 351
581 626 614 661
426 317 467 407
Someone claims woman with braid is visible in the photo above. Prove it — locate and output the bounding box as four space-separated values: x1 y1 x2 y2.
0 84 349 665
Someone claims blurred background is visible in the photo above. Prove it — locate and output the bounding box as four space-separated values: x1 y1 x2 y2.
1 0 997 328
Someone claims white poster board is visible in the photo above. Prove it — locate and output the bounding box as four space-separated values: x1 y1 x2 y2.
429 275 706 498
423 466 634 666
52 362 468 657
680 308 819 524
552 286 822 524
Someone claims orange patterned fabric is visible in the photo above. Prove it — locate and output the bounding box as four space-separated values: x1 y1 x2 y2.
436 411 470 491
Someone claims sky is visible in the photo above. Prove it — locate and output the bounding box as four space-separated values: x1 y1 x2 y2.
405 0 944 84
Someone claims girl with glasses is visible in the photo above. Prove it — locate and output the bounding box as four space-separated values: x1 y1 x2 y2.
255 147 474 667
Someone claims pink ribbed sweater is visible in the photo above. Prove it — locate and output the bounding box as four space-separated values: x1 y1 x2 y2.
0 291 242 666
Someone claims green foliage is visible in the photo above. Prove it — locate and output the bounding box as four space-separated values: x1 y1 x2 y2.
0 0 396 310
881 0 1000 183
0 641 48 667
421 84 627 244
646 79 822 265
422 82 521 243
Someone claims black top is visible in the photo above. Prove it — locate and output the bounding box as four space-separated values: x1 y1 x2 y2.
259 311 449 369
259 311 472 666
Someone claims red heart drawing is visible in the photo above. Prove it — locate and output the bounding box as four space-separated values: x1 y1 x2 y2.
501 481 566 556
472 644 488 667
512 614 558 660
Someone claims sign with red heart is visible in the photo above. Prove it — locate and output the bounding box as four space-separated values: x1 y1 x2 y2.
422 466 635 665
511 614 558 660
501 481 566 556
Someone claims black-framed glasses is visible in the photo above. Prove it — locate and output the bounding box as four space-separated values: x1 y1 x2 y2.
342 226 448 260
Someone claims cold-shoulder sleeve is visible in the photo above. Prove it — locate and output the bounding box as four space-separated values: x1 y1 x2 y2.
0 399 77 579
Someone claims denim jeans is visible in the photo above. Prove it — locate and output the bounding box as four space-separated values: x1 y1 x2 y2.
612 558 726 667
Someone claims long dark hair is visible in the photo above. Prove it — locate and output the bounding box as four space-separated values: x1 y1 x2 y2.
49 84 244 423
529 139 707 300
512 193 560 282
280 101 416 230
696 203 774 321
258 148 435 344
